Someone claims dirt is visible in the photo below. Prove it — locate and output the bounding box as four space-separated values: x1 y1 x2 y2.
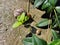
0 0 52 45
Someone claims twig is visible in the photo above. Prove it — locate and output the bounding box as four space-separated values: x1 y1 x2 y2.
27 0 30 13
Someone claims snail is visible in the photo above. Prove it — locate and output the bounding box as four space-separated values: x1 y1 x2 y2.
36 29 41 35
14 8 31 18
14 8 25 18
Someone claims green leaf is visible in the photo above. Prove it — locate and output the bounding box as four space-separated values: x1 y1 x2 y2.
36 19 50 27
34 0 45 8
12 21 22 28
49 39 60 45
17 12 25 23
47 5 52 13
55 6 60 13
23 34 47 45
51 29 58 40
52 16 58 28
32 34 47 45
12 12 29 28
23 37 32 45
25 16 29 22
48 0 57 6
53 23 58 28
42 1 51 10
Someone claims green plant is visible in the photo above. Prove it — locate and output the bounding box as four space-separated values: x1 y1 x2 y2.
23 0 60 45
34 0 60 30
49 39 60 45
12 12 29 28
23 34 47 45
23 33 60 45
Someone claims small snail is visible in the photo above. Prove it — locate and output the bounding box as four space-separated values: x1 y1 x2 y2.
14 8 25 18
36 29 41 35
14 8 31 18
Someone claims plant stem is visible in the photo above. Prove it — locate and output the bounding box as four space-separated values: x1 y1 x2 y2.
46 12 52 43
54 9 60 27
48 12 52 30
27 0 30 13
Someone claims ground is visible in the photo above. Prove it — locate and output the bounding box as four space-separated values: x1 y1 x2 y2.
0 0 52 45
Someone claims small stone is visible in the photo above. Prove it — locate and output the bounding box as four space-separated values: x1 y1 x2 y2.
5 29 8 31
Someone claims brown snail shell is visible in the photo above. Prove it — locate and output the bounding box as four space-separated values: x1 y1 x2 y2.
14 8 31 18
36 29 41 35
14 8 25 17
